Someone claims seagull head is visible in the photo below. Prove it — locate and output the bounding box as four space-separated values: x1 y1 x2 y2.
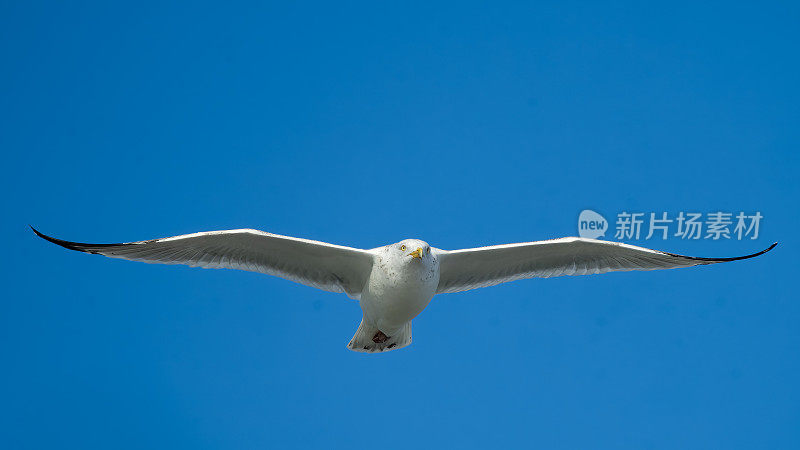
393 239 432 263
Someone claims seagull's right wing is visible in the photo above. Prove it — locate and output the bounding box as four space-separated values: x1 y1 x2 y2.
32 227 375 299
436 237 776 294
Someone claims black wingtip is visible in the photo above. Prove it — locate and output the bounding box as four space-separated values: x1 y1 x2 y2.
31 226 83 252
663 241 777 262
731 241 777 261
30 226 122 253
30 225 53 242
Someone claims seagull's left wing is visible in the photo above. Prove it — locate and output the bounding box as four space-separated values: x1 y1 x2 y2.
435 237 776 294
32 227 375 299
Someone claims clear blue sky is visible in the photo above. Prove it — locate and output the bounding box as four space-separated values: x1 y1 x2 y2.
2 1 798 448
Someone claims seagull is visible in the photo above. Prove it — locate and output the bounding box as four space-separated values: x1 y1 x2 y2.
31 227 776 353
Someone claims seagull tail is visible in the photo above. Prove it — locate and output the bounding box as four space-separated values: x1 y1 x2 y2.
347 319 411 354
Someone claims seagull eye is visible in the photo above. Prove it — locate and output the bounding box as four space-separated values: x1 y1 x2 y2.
400 245 406 251
426 246 430 253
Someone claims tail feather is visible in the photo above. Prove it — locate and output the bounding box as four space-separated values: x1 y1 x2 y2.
347 319 412 353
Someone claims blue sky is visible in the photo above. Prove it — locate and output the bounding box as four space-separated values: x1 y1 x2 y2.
2 1 798 448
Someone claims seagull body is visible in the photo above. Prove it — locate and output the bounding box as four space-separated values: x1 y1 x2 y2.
32 227 775 353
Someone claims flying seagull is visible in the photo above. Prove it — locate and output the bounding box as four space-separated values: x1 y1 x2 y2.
31 227 776 353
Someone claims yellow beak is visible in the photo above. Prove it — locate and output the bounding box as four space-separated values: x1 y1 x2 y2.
408 247 424 259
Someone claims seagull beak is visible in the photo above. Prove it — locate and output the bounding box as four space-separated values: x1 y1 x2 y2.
408 247 424 259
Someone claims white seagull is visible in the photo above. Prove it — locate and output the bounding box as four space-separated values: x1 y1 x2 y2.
32 227 775 353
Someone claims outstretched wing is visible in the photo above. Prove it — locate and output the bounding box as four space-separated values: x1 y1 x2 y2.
32 227 375 299
435 237 776 294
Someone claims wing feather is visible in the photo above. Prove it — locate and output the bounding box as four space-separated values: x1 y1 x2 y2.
436 237 776 294
32 227 375 299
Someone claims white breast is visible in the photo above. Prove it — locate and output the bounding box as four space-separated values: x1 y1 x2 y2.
359 253 440 333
